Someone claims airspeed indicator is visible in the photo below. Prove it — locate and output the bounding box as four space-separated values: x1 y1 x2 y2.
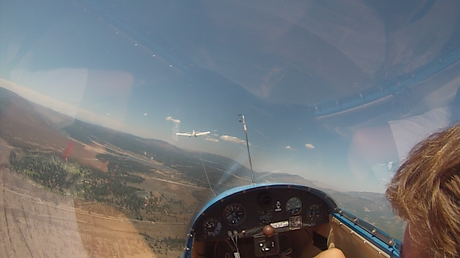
223 203 246 226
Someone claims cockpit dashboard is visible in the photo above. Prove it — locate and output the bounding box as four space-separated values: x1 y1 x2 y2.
194 184 334 242
184 184 339 258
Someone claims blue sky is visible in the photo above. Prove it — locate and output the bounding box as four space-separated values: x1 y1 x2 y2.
4 0 458 193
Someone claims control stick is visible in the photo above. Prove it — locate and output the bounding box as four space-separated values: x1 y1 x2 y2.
263 225 275 237
254 225 279 257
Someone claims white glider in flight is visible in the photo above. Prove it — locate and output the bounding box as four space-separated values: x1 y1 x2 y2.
176 130 210 137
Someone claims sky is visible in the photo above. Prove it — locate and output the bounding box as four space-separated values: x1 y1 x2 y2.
2 0 460 193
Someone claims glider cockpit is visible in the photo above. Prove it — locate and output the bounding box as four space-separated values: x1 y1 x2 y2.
183 184 401 258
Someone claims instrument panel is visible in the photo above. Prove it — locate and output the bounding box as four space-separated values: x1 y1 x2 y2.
195 186 331 241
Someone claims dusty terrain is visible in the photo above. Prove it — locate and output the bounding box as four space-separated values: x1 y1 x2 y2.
0 166 193 258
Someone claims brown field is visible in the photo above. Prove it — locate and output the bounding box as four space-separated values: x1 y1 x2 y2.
0 166 190 258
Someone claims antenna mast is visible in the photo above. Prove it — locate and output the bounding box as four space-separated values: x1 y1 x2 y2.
238 114 255 185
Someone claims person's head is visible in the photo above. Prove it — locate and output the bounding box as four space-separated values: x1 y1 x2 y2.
386 123 460 258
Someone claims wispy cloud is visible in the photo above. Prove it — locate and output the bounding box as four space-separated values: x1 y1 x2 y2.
165 116 180 124
144 113 148 116
220 135 249 145
205 137 219 143
305 143 315 149
285 146 293 150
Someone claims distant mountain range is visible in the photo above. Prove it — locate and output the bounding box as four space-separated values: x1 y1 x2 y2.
0 86 405 240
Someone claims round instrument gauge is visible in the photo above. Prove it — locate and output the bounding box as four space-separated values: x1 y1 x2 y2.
286 197 302 215
223 203 246 226
202 218 222 238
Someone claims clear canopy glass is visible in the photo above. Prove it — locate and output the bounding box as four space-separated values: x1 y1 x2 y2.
1 1 459 257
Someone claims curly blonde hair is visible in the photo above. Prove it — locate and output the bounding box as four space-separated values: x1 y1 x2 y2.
386 123 460 258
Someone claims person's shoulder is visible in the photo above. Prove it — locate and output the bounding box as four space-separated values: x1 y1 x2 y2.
313 248 346 258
